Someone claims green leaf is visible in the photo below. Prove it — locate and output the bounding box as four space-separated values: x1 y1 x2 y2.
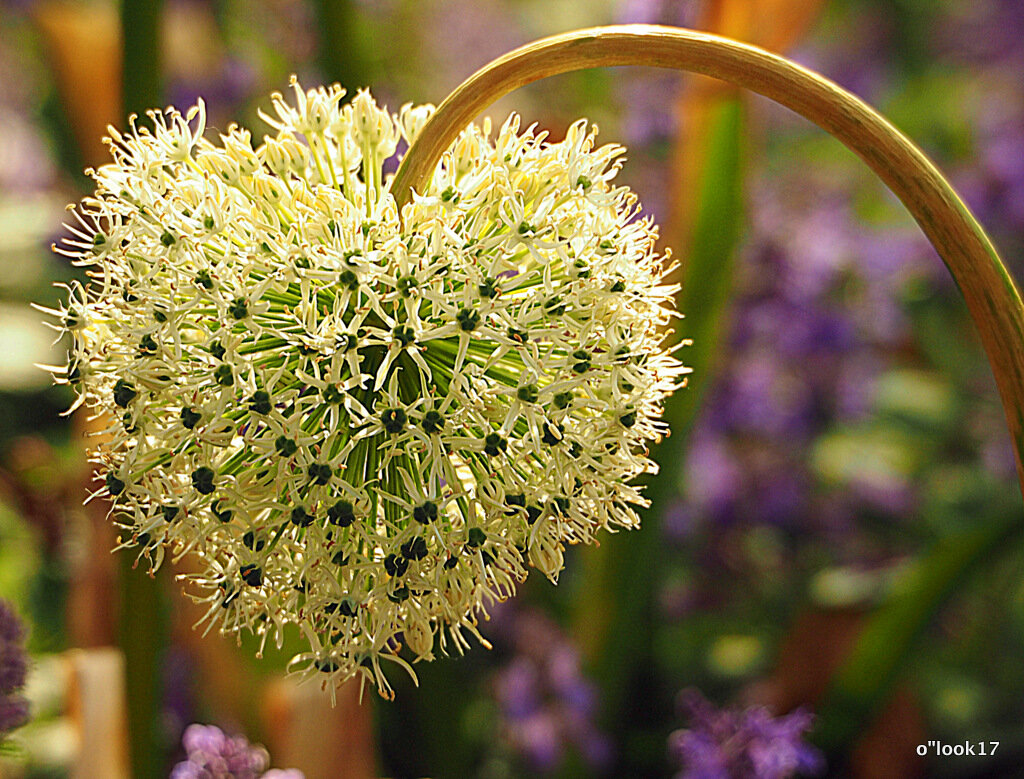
570 97 747 765
813 510 1024 756
669 97 747 437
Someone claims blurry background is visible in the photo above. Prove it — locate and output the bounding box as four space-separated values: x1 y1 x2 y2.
1 0 1023 776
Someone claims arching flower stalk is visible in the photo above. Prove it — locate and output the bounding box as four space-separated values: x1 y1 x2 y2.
41 78 687 697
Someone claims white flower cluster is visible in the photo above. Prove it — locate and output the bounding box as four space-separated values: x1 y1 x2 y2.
44 78 688 697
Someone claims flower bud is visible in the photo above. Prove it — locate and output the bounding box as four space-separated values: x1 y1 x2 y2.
404 619 434 660
221 128 261 176
252 172 284 206
529 532 565 581
197 150 241 186
397 102 436 145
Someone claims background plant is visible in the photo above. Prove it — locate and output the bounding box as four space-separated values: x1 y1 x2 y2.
0 0 1021 777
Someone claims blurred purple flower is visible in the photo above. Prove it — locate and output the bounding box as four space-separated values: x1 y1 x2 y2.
669 158 940 544
0 599 29 739
683 433 744 523
170 723 303 779
425 1 525 92
0 113 57 194
0 601 26 658
982 433 1018 479
832 354 882 422
615 0 699 28
956 91 1024 274
167 57 258 121
934 0 1024 66
0 33 58 194
162 647 196 750
666 0 1024 555
789 6 897 102
662 498 698 543
489 606 612 774
612 0 701 222
0 696 30 735
668 689 824 778
0 0 35 13
932 0 1024 278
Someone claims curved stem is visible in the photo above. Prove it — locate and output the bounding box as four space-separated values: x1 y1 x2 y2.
393 24 1024 498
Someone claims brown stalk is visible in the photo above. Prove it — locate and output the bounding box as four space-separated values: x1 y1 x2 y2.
391 24 1024 498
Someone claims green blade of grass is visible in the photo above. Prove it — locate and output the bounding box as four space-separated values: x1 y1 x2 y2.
570 96 746 772
813 509 1024 759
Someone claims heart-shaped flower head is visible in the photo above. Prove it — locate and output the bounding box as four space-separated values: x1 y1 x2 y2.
44 78 689 697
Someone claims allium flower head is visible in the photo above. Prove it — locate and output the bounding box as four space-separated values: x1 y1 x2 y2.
43 78 687 696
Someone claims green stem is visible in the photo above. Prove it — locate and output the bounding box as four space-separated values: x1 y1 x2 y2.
312 0 368 92
572 97 746 766
119 3 167 776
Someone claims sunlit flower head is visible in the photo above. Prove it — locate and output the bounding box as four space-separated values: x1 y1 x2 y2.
42 78 688 697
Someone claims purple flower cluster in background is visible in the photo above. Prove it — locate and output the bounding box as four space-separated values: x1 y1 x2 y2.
933 0 1024 70
0 13 57 195
488 605 611 774
167 57 257 127
611 0 936 558
0 600 29 738
171 723 303 779
791 6 896 105
675 181 933 548
615 0 699 147
669 689 824 779
612 0 701 224
668 0 1024 558
938 0 1024 275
